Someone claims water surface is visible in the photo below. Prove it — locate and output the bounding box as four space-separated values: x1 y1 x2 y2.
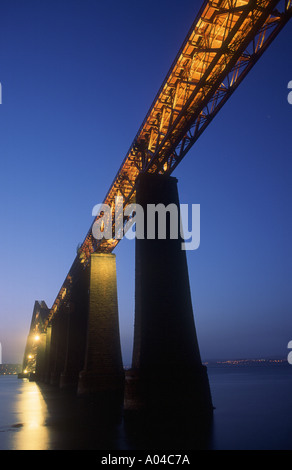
0 364 291 450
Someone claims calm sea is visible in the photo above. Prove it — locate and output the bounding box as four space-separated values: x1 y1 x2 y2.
0 363 291 451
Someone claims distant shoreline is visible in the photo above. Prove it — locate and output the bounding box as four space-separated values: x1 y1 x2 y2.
0 364 21 375
0 358 290 376
203 358 289 367
123 357 290 370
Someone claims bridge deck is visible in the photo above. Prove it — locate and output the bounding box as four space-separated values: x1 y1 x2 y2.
47 0 291 324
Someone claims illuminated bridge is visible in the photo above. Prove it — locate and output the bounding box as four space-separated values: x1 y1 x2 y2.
20 0 291 415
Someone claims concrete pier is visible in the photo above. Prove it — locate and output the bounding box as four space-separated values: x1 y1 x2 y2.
77 253 124 395
49 309 68 386
35 332 46 382
124 173 213 416
60 268 89 390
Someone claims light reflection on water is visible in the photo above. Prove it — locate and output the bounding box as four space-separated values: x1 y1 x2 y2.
1 365 292 450
12 379 50 450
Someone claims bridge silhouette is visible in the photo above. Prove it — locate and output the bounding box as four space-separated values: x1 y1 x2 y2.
20 0 291 419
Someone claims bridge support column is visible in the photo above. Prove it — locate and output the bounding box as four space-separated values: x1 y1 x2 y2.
124 173 213 417
46 317 58 383
43 325 52 383
60 269 89 390
35 332 46 381
50 308 68 386
77 253 124 395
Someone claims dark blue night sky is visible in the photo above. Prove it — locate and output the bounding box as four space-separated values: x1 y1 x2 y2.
0 0 291 364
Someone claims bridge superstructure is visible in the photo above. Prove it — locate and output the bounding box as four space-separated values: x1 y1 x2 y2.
47 0 291 323
20 0 291 415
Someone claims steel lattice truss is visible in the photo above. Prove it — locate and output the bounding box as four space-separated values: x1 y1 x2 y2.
48 0 291 322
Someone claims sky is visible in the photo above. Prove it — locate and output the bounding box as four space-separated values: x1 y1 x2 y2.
0 0 291 365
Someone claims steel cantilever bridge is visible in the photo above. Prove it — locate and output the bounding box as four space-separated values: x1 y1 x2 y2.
52 0 291 316
21 0 291 413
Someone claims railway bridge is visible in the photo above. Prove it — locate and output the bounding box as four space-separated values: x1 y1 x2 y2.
20 0 291 416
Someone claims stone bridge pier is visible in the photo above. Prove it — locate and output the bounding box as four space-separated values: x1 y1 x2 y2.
31 174 212 419
34 254 124 397
124 173 213 417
